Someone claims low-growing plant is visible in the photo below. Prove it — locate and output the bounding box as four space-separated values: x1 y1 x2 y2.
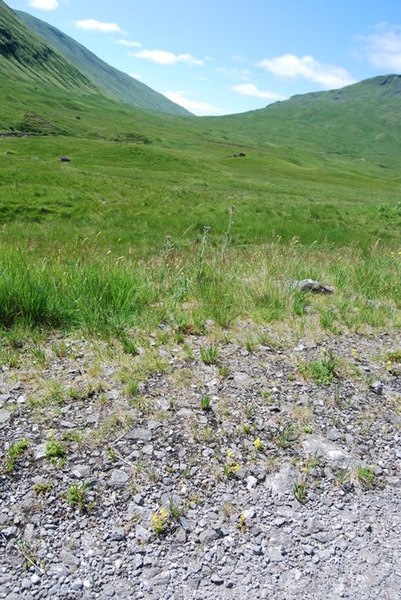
276 424 298 449
237 513 247 533
223 450 240 479
152 507 169 535
33 482 54 496
45 438 66 464
4 438 29 473
66 482 93 511
293 480 308 503
218 364 230 378
299 351 338 385
168 496 183 521
354 464 376 489
200 395 212 411
253 437 264 452
386 349 401 363
200 344 220 365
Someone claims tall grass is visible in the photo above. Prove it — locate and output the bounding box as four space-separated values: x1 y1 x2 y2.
1 240 400 336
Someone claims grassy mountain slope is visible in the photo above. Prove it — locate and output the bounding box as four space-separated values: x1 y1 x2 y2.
0 0 94 91
16 8 191 116
204 75 401 169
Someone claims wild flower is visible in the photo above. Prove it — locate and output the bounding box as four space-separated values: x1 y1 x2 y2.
237 513 247 533
253 437 264 451
152 507 169 535
223 450 240 479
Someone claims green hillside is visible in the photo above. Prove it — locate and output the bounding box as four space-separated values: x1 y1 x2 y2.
0 0 94 91
16 8 191 116
204 75 401 169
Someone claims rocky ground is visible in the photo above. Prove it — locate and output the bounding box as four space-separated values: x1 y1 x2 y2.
1 323 400 599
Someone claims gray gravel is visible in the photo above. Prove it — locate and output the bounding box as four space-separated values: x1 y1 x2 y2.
1 327 400 599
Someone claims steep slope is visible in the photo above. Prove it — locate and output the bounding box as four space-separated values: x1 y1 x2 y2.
16 8 191 116
0 0 94 91
205 75 401 167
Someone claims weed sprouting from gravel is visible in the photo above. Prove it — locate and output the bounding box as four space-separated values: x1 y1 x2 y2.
66 482 93 511
3 438 29 473
200 395 212 411
45 438 66 464
293 480 308 503
299 351 338 385
354 465 376 489
33 482 54 496
200 344 220 365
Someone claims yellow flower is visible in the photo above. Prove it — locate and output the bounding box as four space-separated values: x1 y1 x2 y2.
253 437 264 451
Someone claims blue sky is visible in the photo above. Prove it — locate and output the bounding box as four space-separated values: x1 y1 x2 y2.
6 0 401 115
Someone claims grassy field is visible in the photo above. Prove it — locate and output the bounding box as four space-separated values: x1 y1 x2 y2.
1 68 401 341
1 127 401 340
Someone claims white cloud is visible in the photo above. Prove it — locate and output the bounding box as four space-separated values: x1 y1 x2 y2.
258 54 355 89
129 72 142 80
132 50 204 66
28 0 59 10
359 23 401 71
75 19 126 34
231 83 287 101
118 40 142 48
216 67 251 81
163 91 223 115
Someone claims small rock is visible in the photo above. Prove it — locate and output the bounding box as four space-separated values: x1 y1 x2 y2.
198 528 222 544
246 475 258 490
33 443 47 461
211 574 224 585
293 279 334 294
108 469 130 488
126 428 152 442
135 524 152 543
370 381 384 395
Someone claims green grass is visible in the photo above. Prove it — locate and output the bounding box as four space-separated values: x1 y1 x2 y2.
1 41 401 340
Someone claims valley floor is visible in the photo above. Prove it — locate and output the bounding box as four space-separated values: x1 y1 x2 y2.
1 324 400 599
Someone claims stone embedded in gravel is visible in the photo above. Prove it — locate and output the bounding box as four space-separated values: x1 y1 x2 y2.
265 462 300 497
135 524 152 543
125 427 152 442
0 409 11 424
302 434 355 468
110 527 126 541
247 475 258 490
71 465 91 479
30 573 41 585
33 443 47 461
108 469 130 488
210 573 224 585
370 381 384 395
198 528 222 544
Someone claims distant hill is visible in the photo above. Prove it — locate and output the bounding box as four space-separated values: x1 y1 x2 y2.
16 8 191 116
0 0 94 91
205 75 401 167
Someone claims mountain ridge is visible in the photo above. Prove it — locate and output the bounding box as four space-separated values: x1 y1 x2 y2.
16 8 191 116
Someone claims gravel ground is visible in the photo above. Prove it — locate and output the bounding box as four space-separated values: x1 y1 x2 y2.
1 325 400 599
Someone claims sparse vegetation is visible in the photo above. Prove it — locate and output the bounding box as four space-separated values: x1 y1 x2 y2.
299 351 338 386
3 438 29 473
200 345 220 366
66 482 93 511
200 395 212 411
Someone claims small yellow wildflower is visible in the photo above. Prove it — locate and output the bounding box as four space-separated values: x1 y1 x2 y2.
152 507 169 534
253 437 264 451
237 513 247 533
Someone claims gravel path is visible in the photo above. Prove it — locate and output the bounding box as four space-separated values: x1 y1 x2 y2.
1 326 400 599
